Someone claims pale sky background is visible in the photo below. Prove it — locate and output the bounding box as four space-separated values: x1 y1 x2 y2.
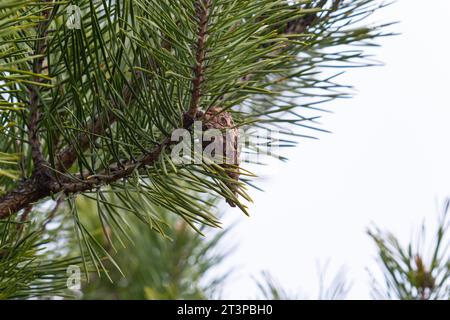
216 0 450 299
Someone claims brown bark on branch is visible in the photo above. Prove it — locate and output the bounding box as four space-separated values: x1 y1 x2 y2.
188 0 211 119
27 1 53 169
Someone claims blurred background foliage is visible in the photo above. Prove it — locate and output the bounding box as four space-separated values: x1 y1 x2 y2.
0 201 81 299
76 196 231 299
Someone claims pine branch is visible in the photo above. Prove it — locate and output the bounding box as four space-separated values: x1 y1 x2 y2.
0 0 392 223
0 178 56 219
0 136 169 218
0 2 57 218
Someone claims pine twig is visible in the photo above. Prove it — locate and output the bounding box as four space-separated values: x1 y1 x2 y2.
188 0 211 118
27 1 53 169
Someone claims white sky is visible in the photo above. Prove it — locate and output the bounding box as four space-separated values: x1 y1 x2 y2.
217 0 450 299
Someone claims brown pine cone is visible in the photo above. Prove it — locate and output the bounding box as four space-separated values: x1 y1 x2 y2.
202 107 240 207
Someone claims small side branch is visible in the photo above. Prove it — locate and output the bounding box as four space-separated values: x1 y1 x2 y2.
28 2 53 169
56 68 144 172
188 0 211 118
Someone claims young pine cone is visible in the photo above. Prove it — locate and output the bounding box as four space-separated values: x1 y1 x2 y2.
202 107 240 207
